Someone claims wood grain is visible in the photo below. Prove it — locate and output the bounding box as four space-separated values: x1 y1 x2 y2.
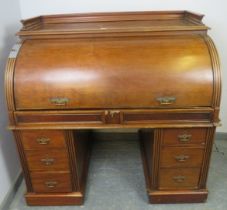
159 168 201 190
30 171 72 193
21 130 67 150
162 128 207 146
4 11 221 205
18 11 208 39
14 36 213 110
25 149 70 171
160 147 204 168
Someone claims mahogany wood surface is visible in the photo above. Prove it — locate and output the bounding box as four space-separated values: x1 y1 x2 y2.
149 190 208 203
25 149 70 171
162 128 207 145
18 11 208 39
159 168 201 190
4 11 221 205
14 36 213 110
25 192 84 206
160 147 204 168
21 130 67 149
30 171 72 193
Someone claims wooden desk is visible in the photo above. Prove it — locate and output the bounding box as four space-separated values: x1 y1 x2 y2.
5 11 221 205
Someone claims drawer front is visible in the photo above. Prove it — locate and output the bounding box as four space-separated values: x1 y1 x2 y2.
25 149 69 171
160 147 204 168
159 168 200 190
21 130 66 150
16 111 105 124
31 172 72 193
162 128 207 145
122 111 212 124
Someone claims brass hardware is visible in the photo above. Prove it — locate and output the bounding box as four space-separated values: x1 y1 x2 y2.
41 158 55 165
173 176 185 183
178 134 192 142
36 137 50 145
175 155 189 162
156 96 176 105
45 181 58 188
109 110 120 118
50 97 69 106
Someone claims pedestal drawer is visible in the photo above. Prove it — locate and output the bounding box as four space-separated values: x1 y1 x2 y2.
31 172 72 193
25 149 69 171
159 168 200 190
160 147 204 168
162 128 207 145
21 130 66 150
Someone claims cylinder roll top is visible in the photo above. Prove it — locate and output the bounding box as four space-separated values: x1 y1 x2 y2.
14 35 213 110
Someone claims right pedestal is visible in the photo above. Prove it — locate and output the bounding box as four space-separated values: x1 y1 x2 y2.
140 127 215 203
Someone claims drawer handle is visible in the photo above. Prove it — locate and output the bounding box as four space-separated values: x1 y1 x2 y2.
173 176 185 183
45 181 58 188
156 96 176 105
178 134 192 142
50 97 69 106
175 155 190 162
41 158 55 165
36 137 50 145
109 110 120 118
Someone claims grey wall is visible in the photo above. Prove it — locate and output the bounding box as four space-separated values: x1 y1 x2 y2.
0 0 21 206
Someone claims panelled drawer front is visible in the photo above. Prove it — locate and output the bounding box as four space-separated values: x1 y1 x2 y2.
31 172 72 193
160 147 204 168
162 128 207 145
21 130 66 150
25 149 69 171
16 110 212 126
122 111 212 124
16 111 105 124
159 168 200 190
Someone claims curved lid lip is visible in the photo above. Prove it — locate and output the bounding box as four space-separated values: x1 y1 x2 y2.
17 11 209 38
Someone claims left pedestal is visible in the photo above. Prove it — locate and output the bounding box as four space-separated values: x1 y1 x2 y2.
13 129 91 206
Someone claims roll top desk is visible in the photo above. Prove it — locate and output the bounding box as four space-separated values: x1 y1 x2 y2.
5 11 221 205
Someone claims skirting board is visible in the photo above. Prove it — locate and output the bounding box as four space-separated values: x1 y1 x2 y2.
215 132 227 140
0 172 23 210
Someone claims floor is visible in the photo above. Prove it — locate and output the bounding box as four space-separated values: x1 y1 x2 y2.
9 133 227 210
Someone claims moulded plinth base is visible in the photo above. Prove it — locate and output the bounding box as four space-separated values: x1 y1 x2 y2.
25 192 84 206
148 190 208 204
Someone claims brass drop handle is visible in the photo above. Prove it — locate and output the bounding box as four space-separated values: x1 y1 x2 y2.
50 97 69 106
109 110 120 118
178 134 192 142
45 181 58 188
156 96 176 105
41 158 55 165
173 176 185 183
36 137 50 145
175 155 189 162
